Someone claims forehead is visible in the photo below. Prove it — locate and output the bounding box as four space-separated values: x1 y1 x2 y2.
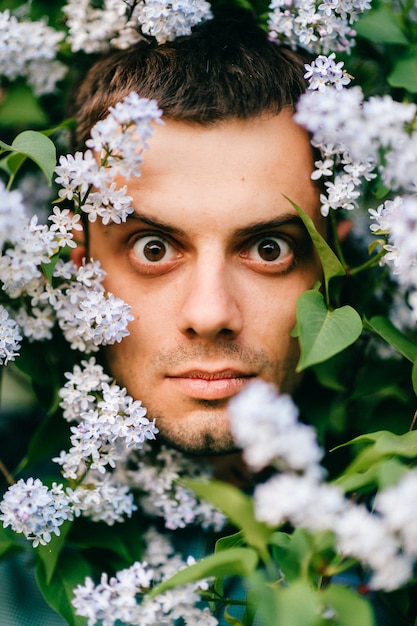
113 111 324 235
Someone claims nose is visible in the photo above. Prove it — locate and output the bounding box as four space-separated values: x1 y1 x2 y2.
178 259 243 341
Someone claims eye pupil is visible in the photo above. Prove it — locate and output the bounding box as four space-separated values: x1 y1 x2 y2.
258 239 281 261
143 240 166 262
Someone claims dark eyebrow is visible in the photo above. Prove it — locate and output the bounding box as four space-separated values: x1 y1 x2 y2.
234 214 307 239
120 212 187 237
113 211 307 238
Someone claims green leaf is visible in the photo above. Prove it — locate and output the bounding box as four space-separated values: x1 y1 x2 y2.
334 457 408 493
365 315 417 362
36 520 73 585
388 49 417 93
11 131 57 185
36 550 92 626
321 585 375 626
223 608 245 626
333 430 417 476
69 518 135 564
355 6 409 45
149 547 259 599
296 290 362 371
0 83 48 127
16 409 69 473
216 530 245 553
0 151 26 178
186 479 273 561
255 579 321 626
412 359 417 396
42 252 61 284
0 525 23 558
289 200 345 300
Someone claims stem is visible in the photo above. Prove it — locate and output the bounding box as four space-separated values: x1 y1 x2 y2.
0 458 15 485
348 249 386 276
329 211 347 269
409 409 417 432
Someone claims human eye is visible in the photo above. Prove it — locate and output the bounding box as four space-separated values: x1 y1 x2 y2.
130 234 181 273
241 234 294 273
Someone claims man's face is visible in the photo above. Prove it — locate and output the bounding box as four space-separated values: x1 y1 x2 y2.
86 110 325 455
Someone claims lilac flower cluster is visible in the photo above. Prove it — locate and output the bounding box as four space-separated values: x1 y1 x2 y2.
63 0 213 52
125 444 227 531
55 92 163 225
0 9 66 95
137 0 213 43
72 527 218 626
268 0 372 54
0 183 133 355
56 358 158 479
295 54 417 318
229 379 323 476
228 381 415 591
0 359 158 541
0 478 73 547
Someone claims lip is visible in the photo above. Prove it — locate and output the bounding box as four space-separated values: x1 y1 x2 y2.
166 370 255 401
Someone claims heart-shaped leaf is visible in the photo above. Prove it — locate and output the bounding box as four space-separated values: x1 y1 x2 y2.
296 290 362 371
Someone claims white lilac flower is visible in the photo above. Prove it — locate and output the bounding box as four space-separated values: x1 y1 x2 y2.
304 53 351 91
53 259 133 353
55 358 158 485
86 92 163 183
254 473 346 529
228 380 323 474
137 0 213 43
369 197 402 236
72 562 154 626
0 478 73 547
59 357 111 422
126 444 227 531
0 216 56 300
375 471 417 559
14 305 55 341
56 93 162 226
0 306 22 365
0 181 27 248
73 527 217 626
68 474 137 525
370 196 417 301
383 131 417 192
267 0 371 55
333 505 413 591
55 150 108 203
0 9 66 94
63 0 143 54
48 207 83 248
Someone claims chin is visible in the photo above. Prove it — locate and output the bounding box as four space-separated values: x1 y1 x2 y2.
156 423 238 457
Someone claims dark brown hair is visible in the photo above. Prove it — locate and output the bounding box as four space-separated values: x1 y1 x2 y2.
71 8 309 148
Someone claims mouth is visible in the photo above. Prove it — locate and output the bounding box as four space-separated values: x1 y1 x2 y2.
166 370 256 401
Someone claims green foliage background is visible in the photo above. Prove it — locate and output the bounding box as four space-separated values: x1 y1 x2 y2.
2 1 417 625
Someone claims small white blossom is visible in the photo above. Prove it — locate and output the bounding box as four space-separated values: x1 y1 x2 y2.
375 471 417 559
126 445 226 531
137 0 213 43
228 380 323 474
267 0 370 54
0 478 73 547
63 0 143 54
0 9 66 94
73 527 218 626
68 474 137 525
0 306 22 364
254 473 346 529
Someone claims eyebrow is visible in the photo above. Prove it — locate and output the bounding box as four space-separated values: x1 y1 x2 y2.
119 211 307 238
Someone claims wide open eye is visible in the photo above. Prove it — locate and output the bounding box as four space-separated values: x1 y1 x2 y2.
132 235 177 264
246 236 293 264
